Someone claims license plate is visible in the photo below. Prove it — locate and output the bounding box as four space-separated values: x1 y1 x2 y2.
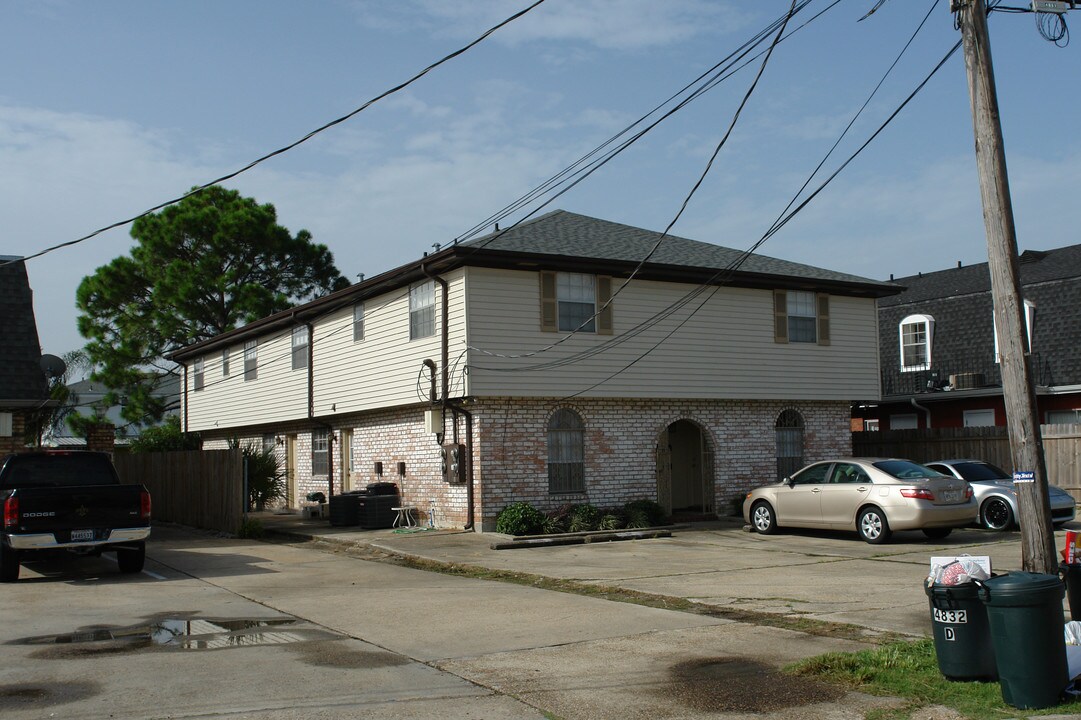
933 608 967 624
942 490 960 503
70 529 94 542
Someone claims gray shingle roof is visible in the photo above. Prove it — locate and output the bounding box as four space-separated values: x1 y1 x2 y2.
463 210 895 288
880 244 1081 307
0 258 49 404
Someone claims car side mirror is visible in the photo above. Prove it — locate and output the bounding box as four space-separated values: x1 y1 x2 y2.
785 477 794 487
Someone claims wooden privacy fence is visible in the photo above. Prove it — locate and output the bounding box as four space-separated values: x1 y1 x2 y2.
115 449 245 534
853 424 1081 501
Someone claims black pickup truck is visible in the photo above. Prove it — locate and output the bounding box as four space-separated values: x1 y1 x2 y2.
0 451 151 582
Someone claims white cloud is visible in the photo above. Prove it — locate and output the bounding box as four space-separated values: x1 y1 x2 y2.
350 0 747 51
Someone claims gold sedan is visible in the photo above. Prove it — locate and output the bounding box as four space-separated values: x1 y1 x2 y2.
743 458 977 544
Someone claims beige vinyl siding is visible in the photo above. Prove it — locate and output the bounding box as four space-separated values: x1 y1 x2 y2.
464 267 880 401
313 269 467 413
185 331 309 432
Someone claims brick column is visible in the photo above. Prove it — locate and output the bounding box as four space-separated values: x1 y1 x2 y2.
85 422 116 454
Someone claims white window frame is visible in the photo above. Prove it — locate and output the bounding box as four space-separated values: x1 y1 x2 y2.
244 340 258 381
311 429 329 476
292 326 309 370
221 348 230 377
899 314 934 372
786 290 817 343
994 299 1035 362
353 303 364 342
963 409 996 427
409 281 435 340
557 272 596 333
193 357 205 392
0 412 12 437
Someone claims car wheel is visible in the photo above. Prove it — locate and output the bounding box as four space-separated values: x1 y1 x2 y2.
0 545 19 582
858 507 891 544
981 498 1014 531
922 527 952 540
750 501 778 535
116 543 145 574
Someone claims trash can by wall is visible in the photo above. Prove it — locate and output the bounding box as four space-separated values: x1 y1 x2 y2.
978 572 1069 710
925 581 997 681
329 492 363 527
1061 563 1081 622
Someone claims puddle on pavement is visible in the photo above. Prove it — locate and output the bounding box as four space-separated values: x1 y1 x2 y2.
658 657 846 713
12 616 337 656
0 681 99 710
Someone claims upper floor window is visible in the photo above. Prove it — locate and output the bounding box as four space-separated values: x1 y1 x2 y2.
994 299 1035 362
773 290 829 345
547 408 585 494
221 348 230 377
292 326 309 370
353 303 365 342
244 340 258 381
899 314 934 372
193 357 205 392
409 281 435 340
539 271 613 334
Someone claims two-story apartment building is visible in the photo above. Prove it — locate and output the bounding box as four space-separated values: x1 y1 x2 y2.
0 256 52 453
854 243 1081 431
169 211 898 530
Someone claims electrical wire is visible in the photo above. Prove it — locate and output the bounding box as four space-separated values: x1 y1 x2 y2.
557 39 965 400
1 0 548 269
463 0 840 362
469 10 960 381
450 0 831 247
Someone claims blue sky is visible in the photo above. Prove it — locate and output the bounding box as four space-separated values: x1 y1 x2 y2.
3 0 1079 357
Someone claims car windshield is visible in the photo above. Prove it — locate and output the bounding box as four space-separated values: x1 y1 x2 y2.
871 460 944 480
947 461 1009 481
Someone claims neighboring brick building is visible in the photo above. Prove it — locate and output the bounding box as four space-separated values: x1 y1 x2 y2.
0 256 53 453
169 211 898 530
854 243 1081 431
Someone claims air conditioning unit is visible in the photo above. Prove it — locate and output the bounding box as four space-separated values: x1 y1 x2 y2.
950 372 984 391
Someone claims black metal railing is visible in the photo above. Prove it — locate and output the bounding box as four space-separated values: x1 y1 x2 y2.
881 352 1051 397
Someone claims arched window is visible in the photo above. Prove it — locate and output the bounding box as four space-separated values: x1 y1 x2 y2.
547 408 584 494
899 314 935 372
775 409 804 480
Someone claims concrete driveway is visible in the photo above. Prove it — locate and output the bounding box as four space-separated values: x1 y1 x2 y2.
275 515 1080 638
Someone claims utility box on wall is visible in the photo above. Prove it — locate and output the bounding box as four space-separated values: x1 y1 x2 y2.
440 443 466 484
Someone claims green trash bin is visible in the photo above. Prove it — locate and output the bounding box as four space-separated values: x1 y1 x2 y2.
978 572 1069 710
925 581 997 681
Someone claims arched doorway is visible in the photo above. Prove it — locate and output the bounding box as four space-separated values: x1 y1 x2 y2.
656 420 714 517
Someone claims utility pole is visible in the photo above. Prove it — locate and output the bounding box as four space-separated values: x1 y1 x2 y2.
953 0 1057 573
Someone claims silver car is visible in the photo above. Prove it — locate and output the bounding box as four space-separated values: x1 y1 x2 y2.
925 459 1077 531
743 458 976 544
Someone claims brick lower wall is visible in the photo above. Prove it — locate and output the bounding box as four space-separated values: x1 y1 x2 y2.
472 398 852 530
198 398 851 532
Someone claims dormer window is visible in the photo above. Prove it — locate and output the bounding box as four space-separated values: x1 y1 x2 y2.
993 299 1035 362
899 314 934 372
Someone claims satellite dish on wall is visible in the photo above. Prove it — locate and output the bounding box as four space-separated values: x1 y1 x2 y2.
40 354 67 379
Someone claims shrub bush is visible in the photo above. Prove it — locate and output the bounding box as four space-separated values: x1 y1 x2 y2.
623 499 667 527
495 502 545 536
568 503 601 532
598 510 626 531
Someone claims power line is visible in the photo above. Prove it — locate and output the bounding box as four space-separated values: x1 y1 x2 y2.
1 0 548 269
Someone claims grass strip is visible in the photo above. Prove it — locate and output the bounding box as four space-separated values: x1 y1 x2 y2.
788 638 1081 720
